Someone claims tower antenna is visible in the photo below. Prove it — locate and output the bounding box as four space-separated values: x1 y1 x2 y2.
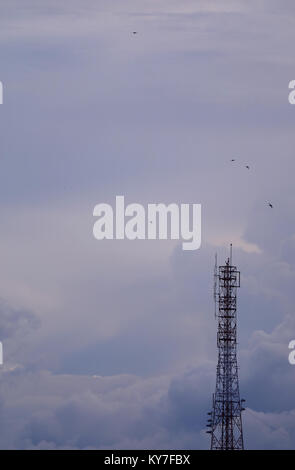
213 253 218 319
207 246 245 450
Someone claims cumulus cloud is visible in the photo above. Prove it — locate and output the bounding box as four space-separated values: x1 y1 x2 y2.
1 336 295 450
240 314 295 413
0 299 39 340
0 367 210 449
244 408 295 450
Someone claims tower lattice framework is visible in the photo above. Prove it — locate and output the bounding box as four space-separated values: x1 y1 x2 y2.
207 246 245 450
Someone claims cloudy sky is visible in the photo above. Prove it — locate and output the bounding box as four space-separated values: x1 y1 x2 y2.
0 0 295 449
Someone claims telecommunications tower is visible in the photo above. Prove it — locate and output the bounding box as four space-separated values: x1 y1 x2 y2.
206 245 245 450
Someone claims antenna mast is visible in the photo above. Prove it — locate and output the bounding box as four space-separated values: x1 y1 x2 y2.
213 253 218 319
207 246 245 450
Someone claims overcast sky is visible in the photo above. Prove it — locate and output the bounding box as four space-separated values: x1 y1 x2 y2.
0 0 295 449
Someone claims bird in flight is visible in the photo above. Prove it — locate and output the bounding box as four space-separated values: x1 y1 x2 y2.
231 159 235 162
268 202 273 208
245 165 250 169
132 31 137 35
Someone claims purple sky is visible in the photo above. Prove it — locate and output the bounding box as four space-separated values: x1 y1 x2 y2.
0 0 295 449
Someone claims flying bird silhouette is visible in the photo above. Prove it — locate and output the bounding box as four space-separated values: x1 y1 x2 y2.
231 159 235 162
268 202 273 208
245 165 250 169
132 31 137 35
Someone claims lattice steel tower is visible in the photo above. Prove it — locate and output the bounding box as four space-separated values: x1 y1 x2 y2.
206 245 245 450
